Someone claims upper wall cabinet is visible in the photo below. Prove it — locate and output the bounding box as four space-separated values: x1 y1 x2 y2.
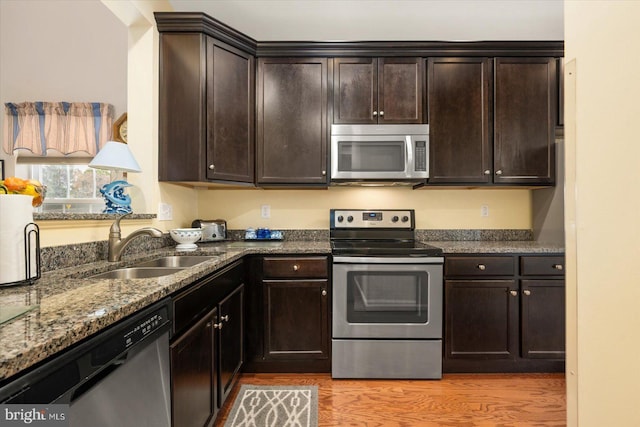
256 57 329 186
158 33 255 184
427 58 492 184
427 56 557 186
493 58 557 185
333 58 425 124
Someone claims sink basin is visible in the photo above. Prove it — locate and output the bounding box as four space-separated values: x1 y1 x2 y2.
132 256 218 268
89 267 185 280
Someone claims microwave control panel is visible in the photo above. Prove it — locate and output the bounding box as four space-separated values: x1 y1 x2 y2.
331 209 414 229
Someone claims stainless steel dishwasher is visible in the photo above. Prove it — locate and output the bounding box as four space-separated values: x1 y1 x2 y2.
0 298 172 427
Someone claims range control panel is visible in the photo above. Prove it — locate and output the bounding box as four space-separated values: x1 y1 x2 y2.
331 209 415 229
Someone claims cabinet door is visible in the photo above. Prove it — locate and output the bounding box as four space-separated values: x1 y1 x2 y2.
158 33 207 182
494 57 556 185
263 279 329 360
333 58 377 124
521 279 565 359
257 57 328 185
428 58 492 183
445 280 518 360
217 285 244 407
171 308 217 427
206 39 254 183
378 57 424 124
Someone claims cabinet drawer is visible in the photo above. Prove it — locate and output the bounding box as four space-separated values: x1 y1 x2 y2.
445 256 514 276
520 256 565 276
263 256 328 279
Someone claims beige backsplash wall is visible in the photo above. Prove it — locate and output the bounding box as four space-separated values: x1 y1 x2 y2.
196 187 532 230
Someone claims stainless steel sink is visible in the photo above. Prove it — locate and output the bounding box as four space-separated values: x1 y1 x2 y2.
89 267 185 280
132 255 218 268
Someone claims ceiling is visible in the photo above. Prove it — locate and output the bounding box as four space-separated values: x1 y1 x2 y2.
167 0 564 42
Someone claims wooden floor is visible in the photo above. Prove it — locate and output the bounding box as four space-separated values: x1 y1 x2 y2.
214 373 566 427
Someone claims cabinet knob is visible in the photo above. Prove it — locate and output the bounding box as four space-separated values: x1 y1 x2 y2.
321 289 327 296
379 111 384 116
553 264 564 270
206 322 212 328
208 164 215 171
509 290 518 296
213 322 223 329
523 290 532 296
484 170 491 175
372 111 378 116
322 170 326 176
220 315 229 322
293 264 300 271
495 169 503 175
477 264 486 271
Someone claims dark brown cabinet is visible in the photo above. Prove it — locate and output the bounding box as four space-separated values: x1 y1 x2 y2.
333 57 424 124
444 254 564 373
218 284 243 405
244 255 331 372
427 57 557 186
520 255 565 359
171 308 217 427
427 58 492 184
158 32 254 184
256 57 329 186
494 57 557 185
170 261 244 427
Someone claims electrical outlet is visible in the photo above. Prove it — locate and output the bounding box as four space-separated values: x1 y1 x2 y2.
481 205 489 217
158 203 173 221
261 204 271 219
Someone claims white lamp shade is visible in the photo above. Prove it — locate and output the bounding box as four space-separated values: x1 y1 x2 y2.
89 141 142 173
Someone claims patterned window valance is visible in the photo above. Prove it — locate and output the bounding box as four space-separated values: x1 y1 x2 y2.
3 102 114 156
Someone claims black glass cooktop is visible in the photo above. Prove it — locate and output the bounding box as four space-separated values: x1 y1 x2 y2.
331 239 443 257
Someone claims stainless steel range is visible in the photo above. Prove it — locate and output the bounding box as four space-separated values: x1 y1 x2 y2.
330 209 444 379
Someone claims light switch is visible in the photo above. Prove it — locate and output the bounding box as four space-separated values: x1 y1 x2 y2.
261 204 271 219
158 203 173 221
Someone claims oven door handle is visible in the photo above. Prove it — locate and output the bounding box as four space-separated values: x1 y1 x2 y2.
332 256 444 264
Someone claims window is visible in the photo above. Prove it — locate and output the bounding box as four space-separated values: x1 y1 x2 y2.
16 160 112 213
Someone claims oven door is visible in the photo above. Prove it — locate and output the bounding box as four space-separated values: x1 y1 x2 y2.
332 257 443 339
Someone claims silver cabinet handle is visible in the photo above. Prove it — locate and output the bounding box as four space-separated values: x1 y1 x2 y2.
322 170 326 176
553 264 564 270
495 170 503 175
293 264 300 271
321 289 327 296
372 111 378 116
509 290 518 296
220 315 229 322
208 164 215 171
523 290 531 296
477 264 486 271
206 322 212 328
213 322 223 329
379 111 384 116
484 170 491 175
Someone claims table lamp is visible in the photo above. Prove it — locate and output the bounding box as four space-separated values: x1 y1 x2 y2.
88 140 141 214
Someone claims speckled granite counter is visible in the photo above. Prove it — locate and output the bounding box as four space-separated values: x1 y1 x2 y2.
427 240 565 254
0 240 329 382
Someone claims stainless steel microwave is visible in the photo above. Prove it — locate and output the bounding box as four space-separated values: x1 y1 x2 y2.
330 124 429 183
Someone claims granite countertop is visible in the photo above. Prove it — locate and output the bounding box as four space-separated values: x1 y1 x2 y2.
0 240 329 382
0 238 563 382
428 240 565 254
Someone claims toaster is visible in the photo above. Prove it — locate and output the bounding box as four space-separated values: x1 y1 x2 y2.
191 219 227 241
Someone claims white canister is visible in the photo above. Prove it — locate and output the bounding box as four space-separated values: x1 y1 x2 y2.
0 194 38 285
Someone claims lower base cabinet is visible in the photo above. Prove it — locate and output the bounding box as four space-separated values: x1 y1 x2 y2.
444 254 565 373
244 255 331 372
170 260 244 427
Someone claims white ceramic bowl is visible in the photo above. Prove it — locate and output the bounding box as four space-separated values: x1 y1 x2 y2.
170 228 202 251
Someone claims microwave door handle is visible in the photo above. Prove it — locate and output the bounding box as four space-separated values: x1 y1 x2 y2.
405 136 413 176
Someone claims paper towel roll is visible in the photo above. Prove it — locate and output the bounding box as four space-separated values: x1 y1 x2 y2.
0 194 37 285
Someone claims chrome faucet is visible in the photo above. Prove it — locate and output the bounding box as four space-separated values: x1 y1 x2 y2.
108 213 163 262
